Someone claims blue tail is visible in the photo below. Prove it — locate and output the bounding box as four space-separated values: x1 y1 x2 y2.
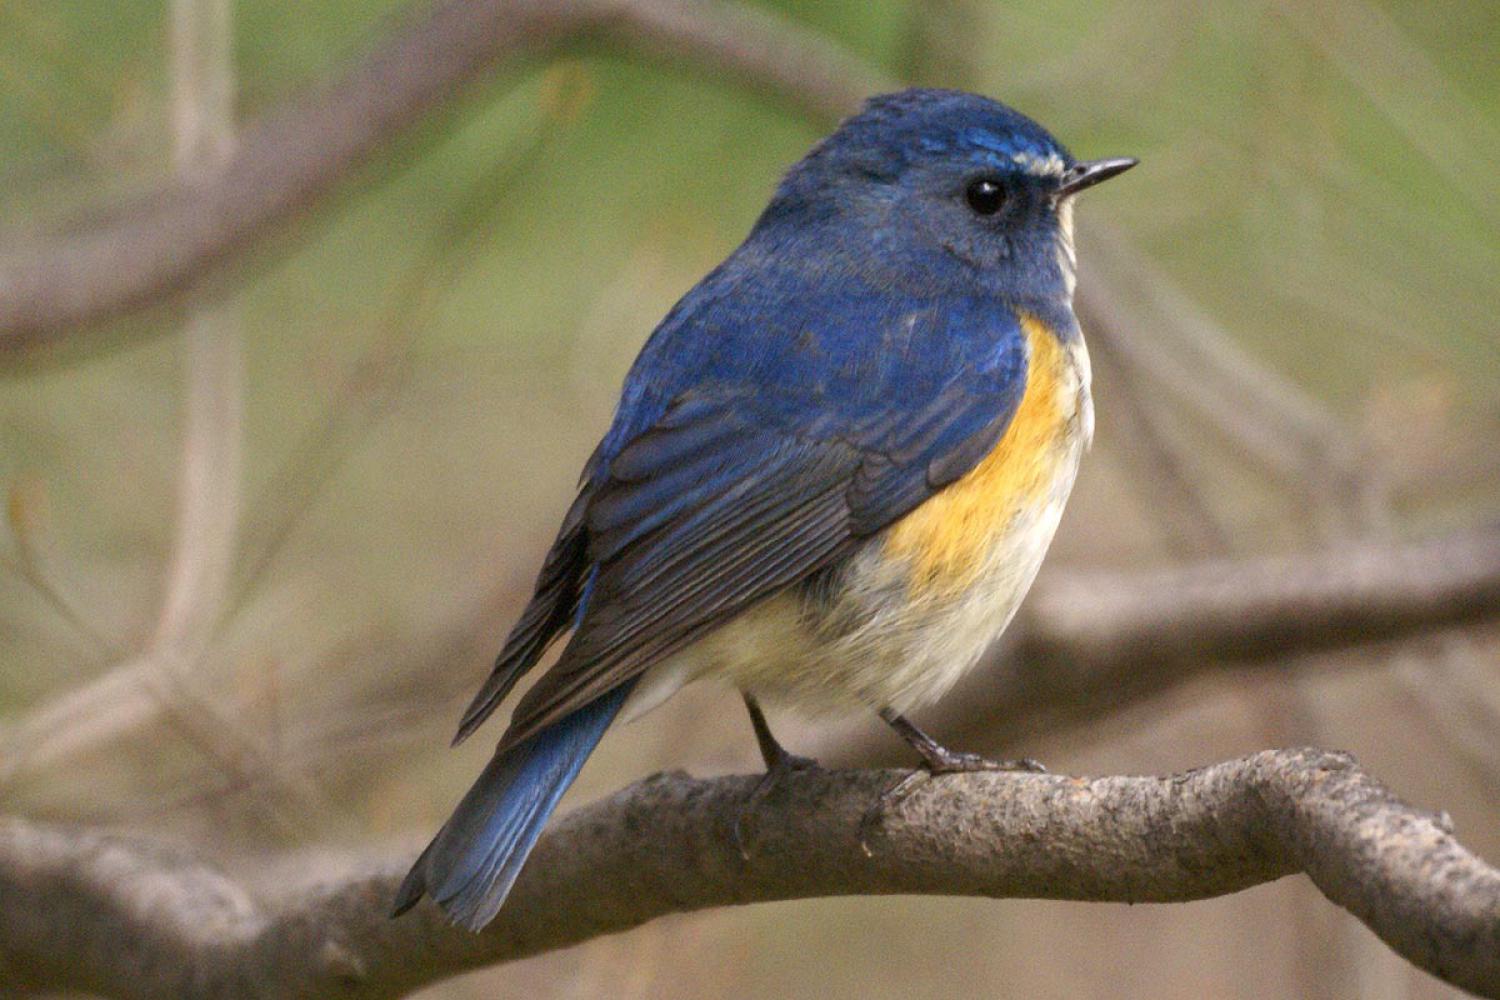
393 681 633 930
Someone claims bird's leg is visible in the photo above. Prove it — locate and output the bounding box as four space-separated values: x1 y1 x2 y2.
735 694 819 857
860 709 1045 855
745 693 817 772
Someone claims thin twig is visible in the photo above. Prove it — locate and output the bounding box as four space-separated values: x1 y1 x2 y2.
1269 0 1500 232
0 488 122 661
1077 286 1235 555
1391 633 1500 797
0 99 561 794
225 92 557 621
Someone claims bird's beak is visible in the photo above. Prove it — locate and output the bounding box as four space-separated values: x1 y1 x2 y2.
1053 157 1138 199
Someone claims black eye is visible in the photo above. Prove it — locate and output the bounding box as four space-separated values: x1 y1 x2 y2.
965 177 1006 216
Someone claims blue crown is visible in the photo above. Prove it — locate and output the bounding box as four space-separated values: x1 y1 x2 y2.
827 88 1072 177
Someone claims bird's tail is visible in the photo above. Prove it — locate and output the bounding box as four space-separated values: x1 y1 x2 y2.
393 682 633 931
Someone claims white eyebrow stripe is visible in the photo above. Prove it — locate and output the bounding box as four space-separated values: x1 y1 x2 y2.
1011 151 1067 178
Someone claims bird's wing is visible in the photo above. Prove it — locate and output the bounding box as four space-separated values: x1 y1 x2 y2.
452 489 591 746
495 324 1030 750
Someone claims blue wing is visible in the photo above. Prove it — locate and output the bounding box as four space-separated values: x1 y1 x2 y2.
483 269 1029 748
414 237 1030 928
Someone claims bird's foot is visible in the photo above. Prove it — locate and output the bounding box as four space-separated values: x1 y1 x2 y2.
734 748 820 860
858 747 1045 856
918 746 1047 776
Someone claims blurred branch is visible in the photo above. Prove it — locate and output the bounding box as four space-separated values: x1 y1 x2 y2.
1391 632 1500 797
1080 309 1234 556
1079 228 1391 538
0 3 323 832
227 95 557 621
838 522 1500 759
154 0 241 671
3 483 123 661
148 0 323 833
0 568 513 820
899 0 985 88
11 519 1500 794
0 0 891 362
2 749 1497 998
1022 523 1500 685
1271 0 1500 232
0 111 557 800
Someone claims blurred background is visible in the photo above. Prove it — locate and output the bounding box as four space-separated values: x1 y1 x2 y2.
1 0 1497 997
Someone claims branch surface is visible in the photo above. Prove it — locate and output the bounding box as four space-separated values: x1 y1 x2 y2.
3 749 1497 999
0 0 891 358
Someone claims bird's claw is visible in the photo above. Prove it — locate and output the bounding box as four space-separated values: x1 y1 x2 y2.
734 751 820 859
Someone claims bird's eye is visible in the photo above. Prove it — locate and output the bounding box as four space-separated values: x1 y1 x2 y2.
965 177 1006 216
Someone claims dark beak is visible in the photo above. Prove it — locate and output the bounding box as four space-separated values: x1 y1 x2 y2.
1053 157 1138 199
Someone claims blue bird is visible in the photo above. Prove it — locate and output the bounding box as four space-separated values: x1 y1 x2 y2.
394 88 1135 930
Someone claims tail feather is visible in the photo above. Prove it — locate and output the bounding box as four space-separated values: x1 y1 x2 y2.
394 680 633 930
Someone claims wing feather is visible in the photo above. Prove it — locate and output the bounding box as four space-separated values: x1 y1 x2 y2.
464 301 1034 752
501 438 857 747
452 490 591 745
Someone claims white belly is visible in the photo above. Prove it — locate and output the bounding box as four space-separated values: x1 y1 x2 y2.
621 428 1085 722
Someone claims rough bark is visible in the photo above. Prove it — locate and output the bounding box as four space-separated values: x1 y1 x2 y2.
3 749 1497 998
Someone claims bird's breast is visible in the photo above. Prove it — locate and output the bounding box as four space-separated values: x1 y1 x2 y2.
882 313 1090 599
767 313 1091 712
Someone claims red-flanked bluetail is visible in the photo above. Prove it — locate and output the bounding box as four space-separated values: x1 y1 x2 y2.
394 88 1136 931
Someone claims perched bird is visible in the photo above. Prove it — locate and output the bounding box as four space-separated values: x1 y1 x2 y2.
394 88 1135 930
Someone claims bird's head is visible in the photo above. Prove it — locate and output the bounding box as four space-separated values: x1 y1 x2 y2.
759 88 1136 310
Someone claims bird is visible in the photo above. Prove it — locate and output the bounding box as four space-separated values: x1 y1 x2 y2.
393 87 1136 931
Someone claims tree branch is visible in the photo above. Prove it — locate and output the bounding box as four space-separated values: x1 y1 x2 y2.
0 0 891 360
155 0 241 660
9 521 1500 797
2 748 1496 998
1027 521 1500 677
1077 227 1390 539
857 522 1500 758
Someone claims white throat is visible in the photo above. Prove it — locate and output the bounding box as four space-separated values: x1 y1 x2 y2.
1055 197 1077 300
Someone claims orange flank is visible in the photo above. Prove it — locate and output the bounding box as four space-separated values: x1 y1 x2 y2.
883 314 1073 595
